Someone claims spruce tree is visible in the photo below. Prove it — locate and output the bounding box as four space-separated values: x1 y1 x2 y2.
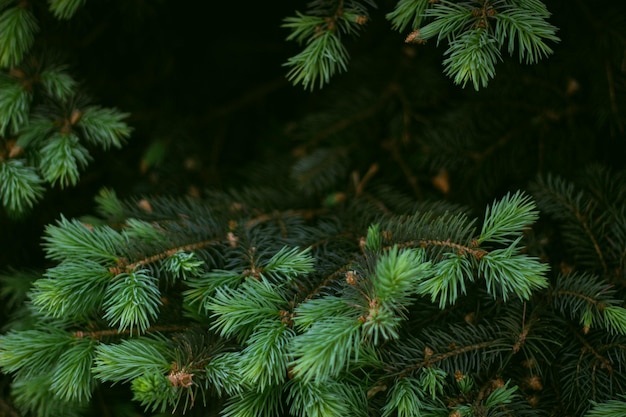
1 1 625 417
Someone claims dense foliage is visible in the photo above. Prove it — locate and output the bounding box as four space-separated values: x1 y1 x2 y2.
1 1 625 416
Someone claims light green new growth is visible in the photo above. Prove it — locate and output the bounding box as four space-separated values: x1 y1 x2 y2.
586 397 626 417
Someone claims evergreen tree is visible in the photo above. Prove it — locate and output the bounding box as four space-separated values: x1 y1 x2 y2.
1 1 625 416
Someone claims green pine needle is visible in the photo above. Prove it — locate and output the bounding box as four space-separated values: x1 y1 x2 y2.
221 386 284 417
288 379 364 417
48 0 86 20
103 269 162 335
603 306 626 336
42 216 125 262
381 377 425 417
284 30 349 91
30 259 112 319
39 65 77 100
479 244 549 301
0 74 30 135
131 372 178 413
0 159 45 215
263 246 314 282
586 398 626 417
50 338 96 403
289 317 362 383
0 329 72 379
386 0 431 32
39 132 91 188
417 252 472 308
78 105 131 150
443 28 501 91
93 337 171 384
479 191 538 245
238 320 294 391
373 246 431 307
208 278 286 341
0 6 38 68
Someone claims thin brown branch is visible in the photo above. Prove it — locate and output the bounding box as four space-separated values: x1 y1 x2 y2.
111 238 222 274
418 239 487 260
569 323 613 372
303 263 353 302
245 208 327 229
605 60 625 133
401 341 494 376
554 289 603 308
73 324 192 339
558 196 608 274
383 139 422 198
354 163 379 197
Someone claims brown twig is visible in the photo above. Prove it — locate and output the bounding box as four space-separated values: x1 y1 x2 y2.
110 238 222 274
73 324 191 339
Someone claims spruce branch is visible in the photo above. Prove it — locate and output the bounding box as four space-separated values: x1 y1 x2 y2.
0 329 73 379
0 72 30 135
237 319 294 391
289 317 363 383
49 338 97 403
288 378 367 417
47 0 86 20
0 158 44 215
394 0 559 89
39 132 91 188
0 58 129 214
386 0 432 32
0 4 38 68
443 27 501 91
551 272 626 335
479 190 538 245
283 1 373 90
478 241 549 301
42 216 125 263
103 268 162 335
30 258 112 320
284 29 350 91
586 397 626 417
78 106 131 150
381 376 434 417
208 278 287 342
11 374 87 417
532 174 609 272
92 337 171 384
39 65 77 100
131 371 178 414
220 386 284 417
